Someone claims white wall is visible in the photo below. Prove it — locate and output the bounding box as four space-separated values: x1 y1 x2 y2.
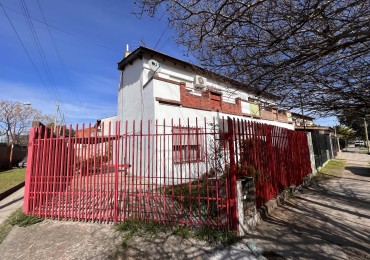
116 54 294 184
154 101 294 130
117 59 156 133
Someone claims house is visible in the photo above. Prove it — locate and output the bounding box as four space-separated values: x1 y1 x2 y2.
114 46 301 182
295 125 339 169
117 46 294 131
75 116 116 137
291 112 315 127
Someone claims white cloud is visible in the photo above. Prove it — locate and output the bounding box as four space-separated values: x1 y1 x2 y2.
0 79 117 125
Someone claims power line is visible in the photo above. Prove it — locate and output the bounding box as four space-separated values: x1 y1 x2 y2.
19 0 61 101
154 22 169 50
2 3 119 53
0 1 55 101
36 0 79 123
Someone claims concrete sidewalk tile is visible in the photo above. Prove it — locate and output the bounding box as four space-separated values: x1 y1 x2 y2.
0 187 24 225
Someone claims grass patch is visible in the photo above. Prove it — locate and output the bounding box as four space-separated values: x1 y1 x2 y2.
324 159 346 169
0 208 43 244
319 159 346 177
116 219 167 248
192 225 240 246
0 168 26 193
116 219 239 249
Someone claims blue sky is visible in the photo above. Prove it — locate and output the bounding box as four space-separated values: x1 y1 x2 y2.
0 0 185 125
0 0 337 127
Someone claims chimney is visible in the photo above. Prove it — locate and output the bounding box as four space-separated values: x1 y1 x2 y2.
124 44 130 58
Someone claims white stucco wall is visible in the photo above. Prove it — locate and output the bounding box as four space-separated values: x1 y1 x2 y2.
154 102 294 130
117 58 156 133
152 79 180 102
116 54 295 184
99 115 117 135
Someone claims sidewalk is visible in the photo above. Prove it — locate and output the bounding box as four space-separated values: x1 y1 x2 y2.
249 148 370 259
0 149 369 259
0 187 24 225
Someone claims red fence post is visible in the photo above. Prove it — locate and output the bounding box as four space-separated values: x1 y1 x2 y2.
227 117 238 232
23 127 37 214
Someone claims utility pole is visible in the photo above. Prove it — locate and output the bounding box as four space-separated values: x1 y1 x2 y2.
364 117 369 154
299 92 306 130
54 100 60 128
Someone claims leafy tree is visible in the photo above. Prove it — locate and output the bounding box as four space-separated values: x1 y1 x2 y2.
335 125 355 140
136 0 370 116
0 100 52 145
338 110 369 139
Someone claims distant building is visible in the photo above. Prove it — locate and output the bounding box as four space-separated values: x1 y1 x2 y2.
291 112 315 127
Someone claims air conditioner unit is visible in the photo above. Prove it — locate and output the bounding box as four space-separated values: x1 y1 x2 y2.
194 75 207 89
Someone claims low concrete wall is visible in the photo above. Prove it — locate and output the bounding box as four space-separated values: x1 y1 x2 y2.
237 173 315 236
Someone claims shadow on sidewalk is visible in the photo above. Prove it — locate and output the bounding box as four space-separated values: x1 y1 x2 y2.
0 197 23 209
345 166 370 177
249 173 370 260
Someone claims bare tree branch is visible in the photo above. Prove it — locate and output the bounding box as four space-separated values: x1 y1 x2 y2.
136 0 370 117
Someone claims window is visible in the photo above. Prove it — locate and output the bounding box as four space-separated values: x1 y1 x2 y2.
210 92 222 109
172 127 204 164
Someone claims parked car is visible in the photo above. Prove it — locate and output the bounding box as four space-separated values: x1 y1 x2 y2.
355 140 365 147
18 157 27 168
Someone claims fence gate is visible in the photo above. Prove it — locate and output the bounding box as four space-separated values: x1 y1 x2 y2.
23 119 236 230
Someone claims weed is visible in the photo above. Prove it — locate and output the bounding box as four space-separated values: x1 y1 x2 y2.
8 209 43 227
164 179 220 217
172 225 191 239
115 220 240 249
0 208 43 244
193 226 240 246
116 220 168 249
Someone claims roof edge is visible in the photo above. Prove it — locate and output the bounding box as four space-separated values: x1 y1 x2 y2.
117 46 278 100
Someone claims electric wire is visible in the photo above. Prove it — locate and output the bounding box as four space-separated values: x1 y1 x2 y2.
0 1 56 102
20 0 68 123
153 22 169 50
36 0 78 123
2 3 119 53
19 0 61 101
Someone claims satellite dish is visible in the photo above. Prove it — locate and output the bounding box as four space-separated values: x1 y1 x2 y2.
148 59 161 72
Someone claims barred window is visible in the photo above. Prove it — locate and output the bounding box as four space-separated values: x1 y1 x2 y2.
172 127 204 164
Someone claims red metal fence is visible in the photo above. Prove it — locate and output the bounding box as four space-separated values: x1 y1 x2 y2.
23 117 311 230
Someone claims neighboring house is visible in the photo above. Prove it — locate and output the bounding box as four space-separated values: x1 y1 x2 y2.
75 116 116 137
295 125 339 169
117 46 294 131
291 112 315 127
96 116 117 136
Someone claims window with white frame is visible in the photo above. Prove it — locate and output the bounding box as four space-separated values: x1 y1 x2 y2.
172 126 204 164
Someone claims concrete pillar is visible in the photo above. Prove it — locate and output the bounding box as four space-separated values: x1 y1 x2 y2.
329 135 334 159
306 132 316 175
236 177 258 236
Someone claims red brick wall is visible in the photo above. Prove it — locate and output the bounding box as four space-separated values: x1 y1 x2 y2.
261 109 277 121
153 78 291 124
179 83 242 115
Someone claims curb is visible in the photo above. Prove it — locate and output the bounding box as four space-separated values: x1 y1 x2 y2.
0 182 25 201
